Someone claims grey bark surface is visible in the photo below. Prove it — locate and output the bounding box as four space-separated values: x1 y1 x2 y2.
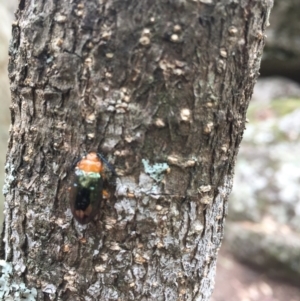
1 0 272 300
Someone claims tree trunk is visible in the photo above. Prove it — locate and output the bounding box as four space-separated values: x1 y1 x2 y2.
1 0 273 300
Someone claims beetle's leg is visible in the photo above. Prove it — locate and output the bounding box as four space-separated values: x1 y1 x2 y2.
97 153 117 176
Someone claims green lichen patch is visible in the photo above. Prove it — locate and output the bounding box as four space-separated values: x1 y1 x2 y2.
142 159 169 182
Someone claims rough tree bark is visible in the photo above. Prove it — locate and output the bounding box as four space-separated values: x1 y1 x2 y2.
0 0 273 300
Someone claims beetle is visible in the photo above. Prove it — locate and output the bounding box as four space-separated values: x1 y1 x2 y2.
69 152 115 224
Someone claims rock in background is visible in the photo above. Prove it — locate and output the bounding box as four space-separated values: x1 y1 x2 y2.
225 77 300 282
261 1 300 81
225 2 300 277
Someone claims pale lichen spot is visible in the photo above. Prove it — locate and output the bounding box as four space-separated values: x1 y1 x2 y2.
116 102 128 110
180 108 191 121
175 60 186 68
134 254 147 264
173 24 182 32
79 237 87 244
86 42 94 49
142 28 151 36
159 59 167 71
219 48 227 58
154 118 165 128
217 59 225 73
167 155 179 164
105 52 114 59
105 72 112 78
221 145 228 153
194 221 204 232
156 205 163 211
139 36 151 46
173 68 183 75
63 245 70 253
75 10 83 17
95 265 106 273
127 192 135 198
200 195 213 205
156 241 164 248
87 113 96 123
125 136 133 143
55 15 67 23
110 242 121 251
107 105 115 112
101 253 108 261
116 108 126 114
170 34 179 42
84 58 93 65
129 282 135 287
228 26 238 36
23 155 30 162
256 30 264 40
204 122 214 134
56 38 63 47
238 38 246 46
105 217 117 226
101 31 111 40
185 160 196 167
199 185 211 193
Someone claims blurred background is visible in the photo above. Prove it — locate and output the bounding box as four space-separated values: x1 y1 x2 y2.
0 0 14 221
0 1 299 300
